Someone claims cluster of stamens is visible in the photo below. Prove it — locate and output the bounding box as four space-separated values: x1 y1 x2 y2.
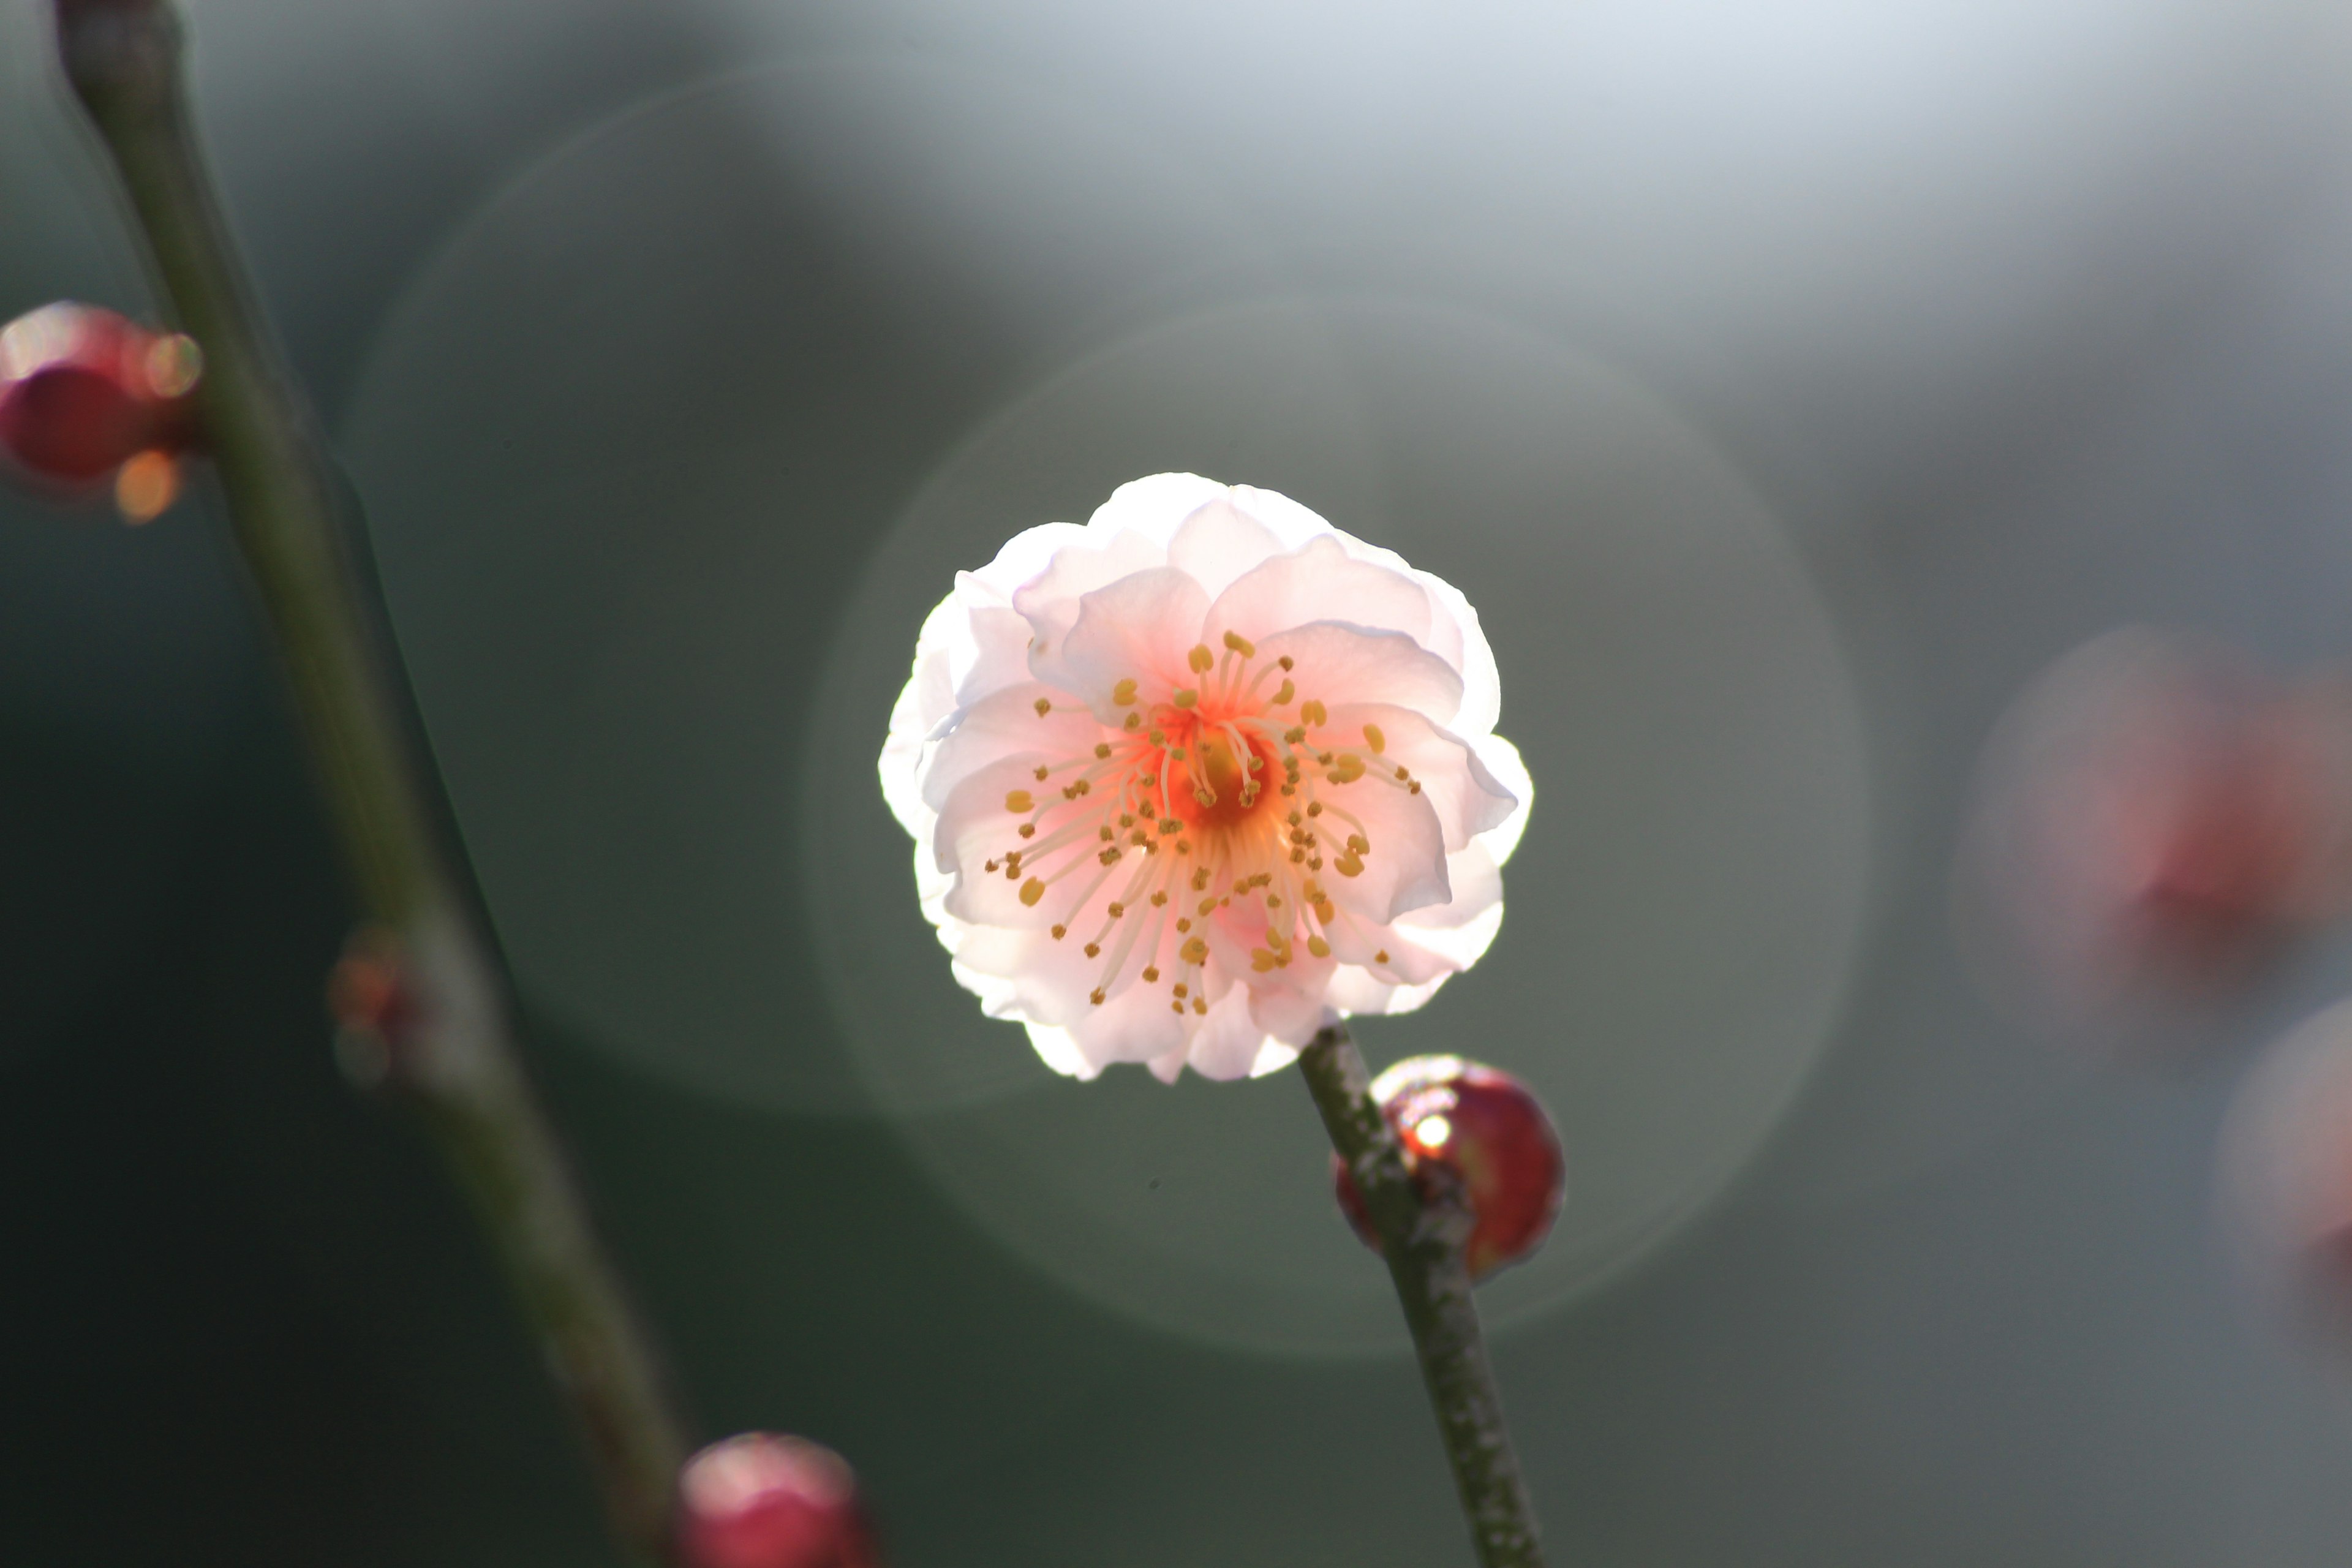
976 630 1425 1012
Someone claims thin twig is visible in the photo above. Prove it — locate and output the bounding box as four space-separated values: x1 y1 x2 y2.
1298 1023 1546 1567
50 1 692 1557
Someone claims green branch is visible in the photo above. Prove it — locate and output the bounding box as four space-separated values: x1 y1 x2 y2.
51 1 692 1558
1299 1023 1547 1568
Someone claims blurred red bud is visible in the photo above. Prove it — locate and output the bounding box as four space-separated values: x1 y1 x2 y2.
1958 631 2352 1040
1334 1054 1564 1281
676 1434 880 1568
2217 1000 2352 1342
0 301 200 518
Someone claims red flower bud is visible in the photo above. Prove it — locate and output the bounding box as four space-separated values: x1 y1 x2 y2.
1959 632 2352 1037
0 301 200 520
676 1434 880 1568
1333 1054 1565 1281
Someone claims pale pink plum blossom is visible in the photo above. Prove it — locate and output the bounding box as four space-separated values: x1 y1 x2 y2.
880 474 1531 1084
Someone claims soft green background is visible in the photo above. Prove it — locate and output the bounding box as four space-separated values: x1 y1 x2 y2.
13 2 2352 1563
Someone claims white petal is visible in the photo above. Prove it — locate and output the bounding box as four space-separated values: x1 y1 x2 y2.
1187 984 1270 1080
1471 731 1534 866
1085 473 1235 546
1023 1022 1102 1080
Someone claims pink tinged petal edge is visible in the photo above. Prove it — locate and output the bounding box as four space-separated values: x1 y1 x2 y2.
1253 620 1467 729
1044 566 1213 719
1321 700 1516 853
1011 527 1167 683
1202 534 1436 661
1313 764 1453 923
917 682 1107 815
1164 499 1289 603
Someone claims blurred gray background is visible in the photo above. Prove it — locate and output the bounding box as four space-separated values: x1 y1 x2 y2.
11 0 2352 1562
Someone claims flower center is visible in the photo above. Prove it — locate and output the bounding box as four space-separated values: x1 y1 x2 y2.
982 633 1427 1012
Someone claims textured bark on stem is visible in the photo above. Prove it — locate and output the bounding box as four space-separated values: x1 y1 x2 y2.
51 2 692 1558
1298 1023 1546 1568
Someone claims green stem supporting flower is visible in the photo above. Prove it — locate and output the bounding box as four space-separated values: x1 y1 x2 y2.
1299 1023 1548 1568
50 1 691 1558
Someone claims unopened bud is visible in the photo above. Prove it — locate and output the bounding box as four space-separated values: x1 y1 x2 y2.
1333 1054 1565 1281
0 301 199 519
676 1434 880 1568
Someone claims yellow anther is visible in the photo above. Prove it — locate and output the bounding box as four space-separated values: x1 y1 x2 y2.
1267 894 1283 908
1314 898 1336 924
1188 644 1215 673
1176 917 1192 932
1307 935 1332 958
1291 848 1305 862
1174 982 1188 998
1284 726 1306 744
1035 764 1050 780
1035 698 1052 716
1142 966 1160 982
1006 790 1033 813
1020 878 1046 905
1171 1000 1184 1013
1085 943 1101 958
1198 898 1217 915
1348 834 1370 855
1335 852 1365 878
1272 679 1295 706
1051 924 1068 939
1151 891 1169 906
1019 824 1036 839
1231 879 1249 895
1099 846 1123 865
1174 689 1199 709
1148 728 1167 746
1251 949 1278 973
1192 869 1211 890
1095 742 1113 760
1099 826 1115 841
1409 780 1422 794
1306 802 1324 817
1160 819 1182 835
1300 699 1327 726
1192 997 1207 1014
1278 655 1295 671
1363 723 1386 755
1328 754 1365 784
1181 937 1209 965
1090 987 1106 1005
1374 949 1390 965
1125 712 1143 730
1223 631 1256 657
1112 677 1139 706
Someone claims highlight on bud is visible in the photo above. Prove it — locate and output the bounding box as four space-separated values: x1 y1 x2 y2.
675 1433 880 1568
0 301 201 522
1955 630 2352 1041
1333 1054 1565 1281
